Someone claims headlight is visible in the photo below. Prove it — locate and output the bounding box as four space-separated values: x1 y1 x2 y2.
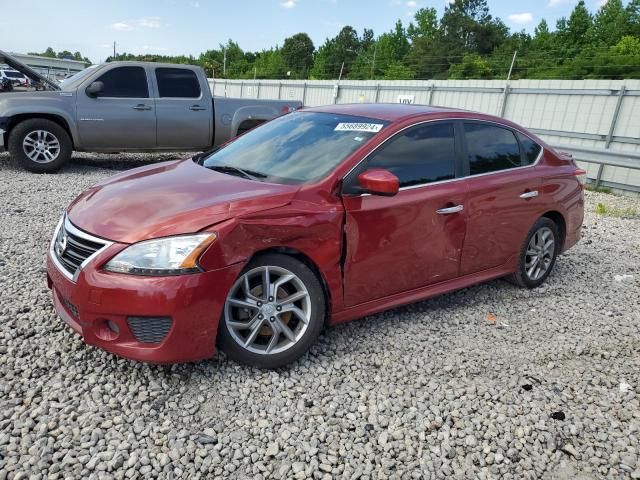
104 233 217 276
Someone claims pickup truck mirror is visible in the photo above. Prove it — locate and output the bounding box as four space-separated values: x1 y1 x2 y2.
85 81 104 98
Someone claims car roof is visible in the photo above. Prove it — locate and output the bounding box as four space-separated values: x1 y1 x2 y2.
303 103 470 122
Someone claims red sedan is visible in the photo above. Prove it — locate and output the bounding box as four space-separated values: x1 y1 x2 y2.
47 104 585 368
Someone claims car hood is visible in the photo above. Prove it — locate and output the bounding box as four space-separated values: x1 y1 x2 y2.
0 49 60 90
67 159 299 244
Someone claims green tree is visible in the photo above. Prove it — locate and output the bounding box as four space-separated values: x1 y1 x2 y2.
281 33 315 78
590 0 630 46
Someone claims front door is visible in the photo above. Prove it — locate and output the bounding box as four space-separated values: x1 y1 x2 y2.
76 65 156 149
153 67 212 149
341 122 467 307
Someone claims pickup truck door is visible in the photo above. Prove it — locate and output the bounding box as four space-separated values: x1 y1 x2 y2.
76 65 156 149
152 67 212 149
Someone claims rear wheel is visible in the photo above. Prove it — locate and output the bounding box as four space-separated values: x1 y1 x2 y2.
508 217 560 288
8 118 72 173
217 254 325 368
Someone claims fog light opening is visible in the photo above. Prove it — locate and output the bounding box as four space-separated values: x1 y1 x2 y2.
95 319 120 342
107 320 119 335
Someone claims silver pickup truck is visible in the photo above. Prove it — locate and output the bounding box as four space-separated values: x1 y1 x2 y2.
0 51 301 172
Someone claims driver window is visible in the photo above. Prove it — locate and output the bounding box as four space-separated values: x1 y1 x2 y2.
347 122 456 192
93 66 149 98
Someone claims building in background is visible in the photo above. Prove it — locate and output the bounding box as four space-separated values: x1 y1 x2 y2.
0 52 87 81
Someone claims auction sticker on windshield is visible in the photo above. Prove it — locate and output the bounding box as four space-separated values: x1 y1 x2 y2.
334 123 384 133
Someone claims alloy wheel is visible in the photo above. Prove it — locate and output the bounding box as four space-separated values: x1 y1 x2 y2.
524 226 555 281
224 266 312 355
22 130 61 164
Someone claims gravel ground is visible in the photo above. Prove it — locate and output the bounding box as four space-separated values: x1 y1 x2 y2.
0 151 639 480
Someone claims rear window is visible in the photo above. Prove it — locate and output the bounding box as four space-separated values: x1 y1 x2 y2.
464 123 522 175
517 132 542 165
155 68 201 98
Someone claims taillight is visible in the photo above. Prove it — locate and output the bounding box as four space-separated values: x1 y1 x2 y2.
574 169 587 189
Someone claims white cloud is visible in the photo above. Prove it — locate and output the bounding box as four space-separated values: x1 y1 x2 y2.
508 12 534 24
111 22 133 31
138 16 162 28
407 0 417 6
547 0 574 7
189 0 200 6
281 0 297 8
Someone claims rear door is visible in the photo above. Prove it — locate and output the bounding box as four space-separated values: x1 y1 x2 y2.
458 121 542 276
341 121 467 307
153 67 212 149
76 65 156 149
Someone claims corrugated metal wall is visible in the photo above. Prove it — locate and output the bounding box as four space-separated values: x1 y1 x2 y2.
209 78 640 192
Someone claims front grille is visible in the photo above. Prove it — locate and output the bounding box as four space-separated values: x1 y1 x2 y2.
52 217 108 279
127 317 173 344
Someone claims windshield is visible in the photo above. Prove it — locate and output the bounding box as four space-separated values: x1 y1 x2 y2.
61 65 99 89
201 111 388 185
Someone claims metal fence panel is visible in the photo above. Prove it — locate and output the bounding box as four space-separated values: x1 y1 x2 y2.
209 78 640 193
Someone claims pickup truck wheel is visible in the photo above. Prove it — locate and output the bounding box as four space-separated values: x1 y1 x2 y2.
8 119 72 173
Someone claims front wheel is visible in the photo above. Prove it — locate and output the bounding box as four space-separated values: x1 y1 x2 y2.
8 119 72 173
507 217 560 288
217 254 326 368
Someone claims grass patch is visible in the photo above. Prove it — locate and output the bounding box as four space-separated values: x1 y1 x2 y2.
595 202 639 218
585 184 612 194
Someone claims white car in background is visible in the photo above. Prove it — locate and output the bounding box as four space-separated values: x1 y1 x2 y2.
0 69 29 87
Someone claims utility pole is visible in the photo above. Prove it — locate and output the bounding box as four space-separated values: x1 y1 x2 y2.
113 41 116 60
254 66 257 80
371 45 377 80
507 50 517 82
338 62 345 82
223 48 227 76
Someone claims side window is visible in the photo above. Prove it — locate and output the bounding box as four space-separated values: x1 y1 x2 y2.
361 122 456 188
155 68 201 98
464 123 521 175
517 132 542 165
94 67 148 98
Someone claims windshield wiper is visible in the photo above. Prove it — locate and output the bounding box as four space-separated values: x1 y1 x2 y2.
206 164 266 181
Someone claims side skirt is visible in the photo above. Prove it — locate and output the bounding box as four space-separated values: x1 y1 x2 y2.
329 261 515 325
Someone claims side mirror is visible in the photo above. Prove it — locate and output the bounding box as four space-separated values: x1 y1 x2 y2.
357 169 400 197
85 81 104 97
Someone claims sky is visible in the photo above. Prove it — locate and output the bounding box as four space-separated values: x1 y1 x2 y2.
0 0 614 63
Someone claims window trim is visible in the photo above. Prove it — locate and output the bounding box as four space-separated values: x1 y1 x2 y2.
91 65 150 100
154 67 203 100
341 117 544 196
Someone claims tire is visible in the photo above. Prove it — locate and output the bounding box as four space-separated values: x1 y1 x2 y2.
217 253 326 369
507 217 560 289
8 119 72 173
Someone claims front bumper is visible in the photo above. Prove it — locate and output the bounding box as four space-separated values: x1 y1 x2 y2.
46 243 244 363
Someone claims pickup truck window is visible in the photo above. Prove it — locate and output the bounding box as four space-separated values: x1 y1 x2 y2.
94 66 149 98
201 112 388 185
155 68 201 98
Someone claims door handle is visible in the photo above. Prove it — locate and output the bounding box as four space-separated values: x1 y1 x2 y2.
132 104 152 111
190 105 206 111
436 205 464 215
519 190 539 199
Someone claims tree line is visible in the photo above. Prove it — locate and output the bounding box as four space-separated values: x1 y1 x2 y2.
39 0 640 80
